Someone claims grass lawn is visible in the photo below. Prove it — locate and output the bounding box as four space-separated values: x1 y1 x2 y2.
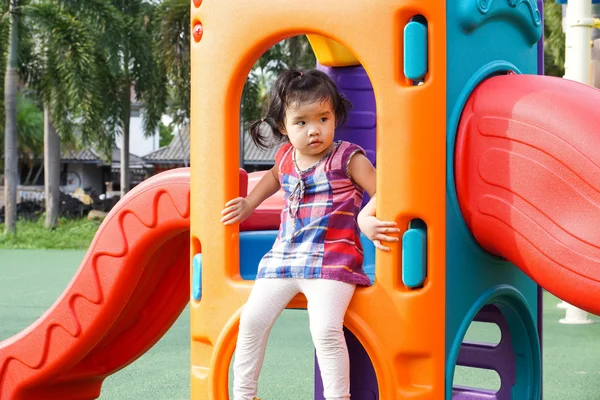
1 250 600 399
0 218 100 249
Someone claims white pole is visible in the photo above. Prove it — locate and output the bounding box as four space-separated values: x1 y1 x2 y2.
557 301 569 309
560 0 594 325
564 0 593 84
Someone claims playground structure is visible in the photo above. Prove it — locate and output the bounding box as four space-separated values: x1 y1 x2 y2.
1 0 600 399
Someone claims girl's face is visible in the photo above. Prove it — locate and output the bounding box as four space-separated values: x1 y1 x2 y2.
281 99 336 162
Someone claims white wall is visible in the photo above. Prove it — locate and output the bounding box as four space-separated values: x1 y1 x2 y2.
119 108 160 157
62 163 104 194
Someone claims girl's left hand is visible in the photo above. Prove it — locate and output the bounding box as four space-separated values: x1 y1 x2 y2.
358 215 400 251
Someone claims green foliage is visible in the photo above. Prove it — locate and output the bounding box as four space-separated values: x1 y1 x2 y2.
16 92 43 163
129 1 167 137
159 121 174 147
242 36 317 127
25 1 116 150
0 217 100 249
157 0 189 128
13 0 168 156
154 5 319 137
0 93 43 174
544 0 565 77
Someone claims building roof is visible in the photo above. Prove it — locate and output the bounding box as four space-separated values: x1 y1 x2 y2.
61 147 151 169
144 129 190 164
243 131 279 165
61 148 107 164
143 126 279 166
110 148 152 169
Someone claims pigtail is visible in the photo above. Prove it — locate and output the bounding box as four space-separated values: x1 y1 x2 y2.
247 71 301 149
249 118 271 149
249 116 287 149
337 93 353 126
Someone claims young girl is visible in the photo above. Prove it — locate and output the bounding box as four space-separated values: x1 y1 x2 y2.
221 69 399 400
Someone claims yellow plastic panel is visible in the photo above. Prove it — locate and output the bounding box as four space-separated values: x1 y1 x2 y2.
306 34 360 67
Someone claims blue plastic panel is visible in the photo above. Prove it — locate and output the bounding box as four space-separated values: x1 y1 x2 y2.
240 231 278 280
359 233 375 284
239 231 376 284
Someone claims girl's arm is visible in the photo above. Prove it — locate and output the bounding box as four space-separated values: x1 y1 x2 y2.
221 166 281 225
349 153 400 251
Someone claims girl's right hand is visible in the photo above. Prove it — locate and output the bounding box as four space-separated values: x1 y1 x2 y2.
221 197 253 225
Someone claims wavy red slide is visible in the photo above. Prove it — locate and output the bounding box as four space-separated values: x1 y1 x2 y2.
0 169 191 399
456 74 600 315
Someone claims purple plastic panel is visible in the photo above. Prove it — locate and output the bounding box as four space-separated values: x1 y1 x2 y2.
453 386 499 400
538 285 544 400
314 328 378 400
313 65 378 399
453 305 515 400
318 64 377 208
317 64 377 167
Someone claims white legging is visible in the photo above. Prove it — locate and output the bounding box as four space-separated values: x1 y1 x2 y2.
233 278 356 400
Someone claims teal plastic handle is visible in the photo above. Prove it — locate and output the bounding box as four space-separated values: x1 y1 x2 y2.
192 254 202 301
404 21 428 81
402 220 427 288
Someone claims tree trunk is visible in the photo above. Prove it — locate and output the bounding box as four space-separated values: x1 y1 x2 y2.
120 99 130 197
3 1 18 236
32 160 43 185
288 36 300 67
44 107 60 229
23 162 33 185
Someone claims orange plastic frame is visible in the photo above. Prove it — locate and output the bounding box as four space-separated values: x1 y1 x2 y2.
190 1 447 399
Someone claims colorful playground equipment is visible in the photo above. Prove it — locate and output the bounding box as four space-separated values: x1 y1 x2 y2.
1 0 600 399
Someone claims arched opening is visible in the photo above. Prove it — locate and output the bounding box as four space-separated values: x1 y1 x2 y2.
226 311 380 399
232 34 379 399
449 290 541 400
237 34 378 284
453 316 503 392
454 366 502 392
227 308 315 398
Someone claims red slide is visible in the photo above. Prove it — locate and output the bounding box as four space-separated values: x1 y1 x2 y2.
0 167 279 399
0 169 191 399
456 74 600 315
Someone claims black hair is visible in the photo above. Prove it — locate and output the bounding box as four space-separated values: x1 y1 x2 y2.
249 69 352 149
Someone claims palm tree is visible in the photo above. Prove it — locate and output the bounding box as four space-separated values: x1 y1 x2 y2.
25 0 119 228
157 0 189 129
156 0 190 166
107 0 166 197
0 0 115 231
3 0 20 235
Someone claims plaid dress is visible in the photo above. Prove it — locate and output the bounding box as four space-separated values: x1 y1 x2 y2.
256 140 371 286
